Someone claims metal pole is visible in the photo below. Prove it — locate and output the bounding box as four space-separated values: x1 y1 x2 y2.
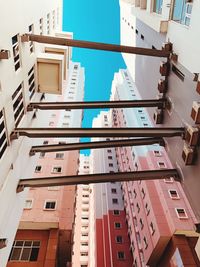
11 127 185 140
17 169 180 191
27 99 165 111
21 33 170 58
30 137 165 154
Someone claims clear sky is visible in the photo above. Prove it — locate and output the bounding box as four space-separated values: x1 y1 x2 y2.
63 0 126 154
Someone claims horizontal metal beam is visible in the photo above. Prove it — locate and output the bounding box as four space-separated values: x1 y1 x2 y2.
17 169 180 191
21 33 170 58
27 99 165 111
30 137 165 154
11 127 185 140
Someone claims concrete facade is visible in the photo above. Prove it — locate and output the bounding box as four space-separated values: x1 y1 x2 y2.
119 0 200 222
110 69 199 266
6 61 84 267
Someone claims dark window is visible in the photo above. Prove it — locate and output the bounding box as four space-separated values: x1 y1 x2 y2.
9 240 40 261
12 83 25 126
117 251 125 260
35 165 42 172
45 201 56 210
116 236 123 243
0 110 8 159
115 222 121 229
111 188 117 194
28 66 35 99
12 34 21 71
113 210 120 215
112 198 118 204
28 24 34 53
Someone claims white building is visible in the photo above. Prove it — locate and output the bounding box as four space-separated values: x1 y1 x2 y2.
0 1 81 265
119 0 200 223
72 154 95 267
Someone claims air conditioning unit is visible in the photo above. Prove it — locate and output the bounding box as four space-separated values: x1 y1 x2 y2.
182 144 196 165
191 101 200 124
160 61 170 76
185 126 199 146
153 109 164 124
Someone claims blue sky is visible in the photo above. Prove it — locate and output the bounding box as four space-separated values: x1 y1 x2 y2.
63 0 126 154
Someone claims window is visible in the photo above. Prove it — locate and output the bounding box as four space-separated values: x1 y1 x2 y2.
116 236 123 243
39 18 43 35
172 0 192 26
12 83 25 126
28 24 34 53
107 149 112 153
113 210 120 215
80 252 88 256
49 121 54 126
52 166 62 173
112 198 118 204
158 162 166 169
169 190 180 199
141 188 145 199
47 13 50 34
44 201 56 210
115 222 121 229
35 165 42 172
176 208 188 219
145 203 150 215
109 163 113 167
108 156 113 160
139 218 144 229
154 0 163 14
9 240 40 261
153 150 162 156
133 189 137 198
150 222 155 235
55 153 64 159
117 251 125 260
81 242 88 246
24 199 33 209
28 66 36 99
136 203 140 213
111 188 117 194
143 237 148 249
43 140 48 145
12 34 21 71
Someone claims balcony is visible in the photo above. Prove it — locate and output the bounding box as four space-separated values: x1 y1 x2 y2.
37 53 64 95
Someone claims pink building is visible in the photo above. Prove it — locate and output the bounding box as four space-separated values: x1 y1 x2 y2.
91 111 133 267
110 69 200 266
7 62 84 267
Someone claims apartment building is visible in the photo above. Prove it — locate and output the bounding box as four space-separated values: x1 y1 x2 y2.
90 111 133 267
72 154 95 267
0 1 83 266
119 0 200 221
6 62 84 267
110 68 199 266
